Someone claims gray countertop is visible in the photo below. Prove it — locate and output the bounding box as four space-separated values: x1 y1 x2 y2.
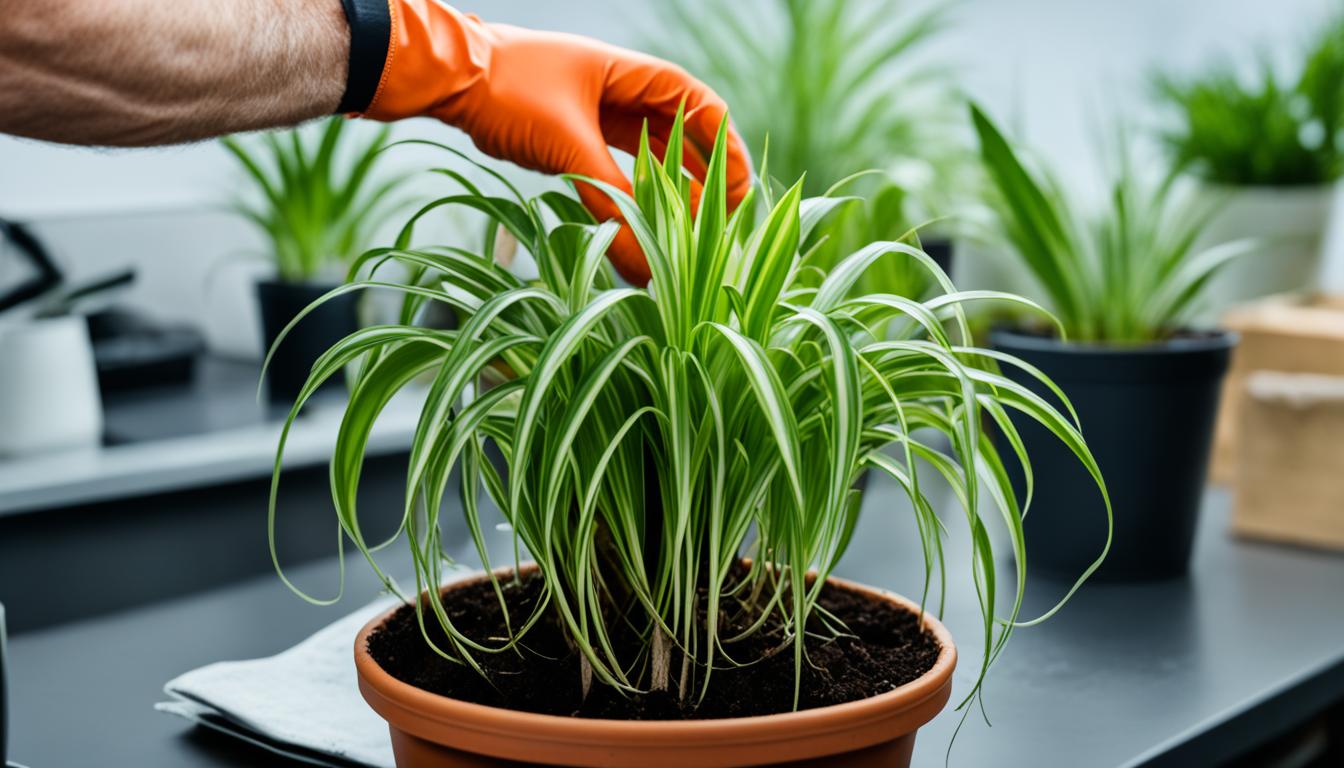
7 478 1344 768
0 358 423 517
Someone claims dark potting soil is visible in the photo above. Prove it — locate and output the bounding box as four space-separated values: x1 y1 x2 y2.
366 568 941 720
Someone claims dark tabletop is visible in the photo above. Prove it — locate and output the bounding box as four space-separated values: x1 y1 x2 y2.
7 478 1344 768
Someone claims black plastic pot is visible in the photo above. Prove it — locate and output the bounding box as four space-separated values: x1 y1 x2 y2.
1 602 8 766
990 329 1236 581
256 279 360 404
922 238 953 278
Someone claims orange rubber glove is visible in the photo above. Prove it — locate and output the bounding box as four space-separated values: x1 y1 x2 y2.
352 1 752 286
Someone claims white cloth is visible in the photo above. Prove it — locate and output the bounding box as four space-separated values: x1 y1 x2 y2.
156 594 400 768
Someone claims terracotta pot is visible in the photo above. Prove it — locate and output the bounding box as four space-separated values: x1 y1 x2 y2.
354 566 957 768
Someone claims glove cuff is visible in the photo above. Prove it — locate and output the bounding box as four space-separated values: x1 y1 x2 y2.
360 1 492 122
335 0 393 114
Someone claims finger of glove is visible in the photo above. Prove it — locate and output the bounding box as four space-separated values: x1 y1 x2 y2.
645 68 753 211
684 102 753 213
604 59 751 210
568 139 651 287
602 114 709 182
600 113 707 217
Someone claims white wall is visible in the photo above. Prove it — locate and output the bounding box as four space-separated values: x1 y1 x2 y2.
1 0 1339 355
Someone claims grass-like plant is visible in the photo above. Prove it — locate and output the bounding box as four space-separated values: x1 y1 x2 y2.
650 0 958 199
269 111 1108 718
1154 12 1344 186
648 0 967 298
971 104 1255 343
223 117 404 282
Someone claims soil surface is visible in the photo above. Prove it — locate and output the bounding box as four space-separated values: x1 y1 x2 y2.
367 568 941 720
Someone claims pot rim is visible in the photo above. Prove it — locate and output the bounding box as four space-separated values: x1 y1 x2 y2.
354 564 956 746
255 276 348 291
990 327 1237 357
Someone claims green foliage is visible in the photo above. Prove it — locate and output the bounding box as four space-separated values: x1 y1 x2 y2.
800 174 941 304
1154 13 1344 186
649 0 967 298
971 104 1255 343
270 112 1109 717
222 118 404 282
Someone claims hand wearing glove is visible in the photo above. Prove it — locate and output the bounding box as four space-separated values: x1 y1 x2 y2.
336 0 753 286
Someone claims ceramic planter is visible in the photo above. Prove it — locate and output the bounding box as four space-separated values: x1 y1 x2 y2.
355 566 956 768
256 279 360 403
1194 183 1335 322
991 330 1235 581
0 315 103 457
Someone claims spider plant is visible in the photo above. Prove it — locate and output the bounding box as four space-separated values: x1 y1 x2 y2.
222 117 404 282
268 110 1108 720
971 104 1255 343
648 0 967 298
1154 12 1344 187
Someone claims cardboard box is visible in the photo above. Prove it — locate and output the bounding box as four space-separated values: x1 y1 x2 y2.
1232 372 1344 550
1210 294 1344 485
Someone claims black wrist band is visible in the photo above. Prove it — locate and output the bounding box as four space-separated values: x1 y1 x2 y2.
336 0 393 114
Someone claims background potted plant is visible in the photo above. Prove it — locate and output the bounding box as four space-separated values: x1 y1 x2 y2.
649 0 969 299
1152 10 1344 317
971 103 1252 581
223 117 403 402
268 114 1108 766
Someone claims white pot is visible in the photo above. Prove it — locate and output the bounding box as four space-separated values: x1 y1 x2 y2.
1195 183 1336 321
0 315 103 457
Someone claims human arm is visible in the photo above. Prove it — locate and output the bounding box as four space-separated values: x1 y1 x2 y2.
0 0 348 145
0 0 753 282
